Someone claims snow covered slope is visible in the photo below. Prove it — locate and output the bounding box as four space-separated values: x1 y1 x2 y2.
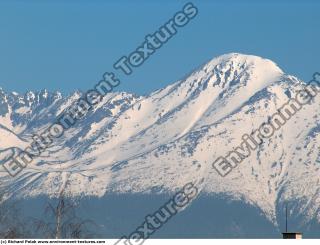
0 53 319 226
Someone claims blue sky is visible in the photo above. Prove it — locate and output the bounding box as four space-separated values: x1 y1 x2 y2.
0 0 319 95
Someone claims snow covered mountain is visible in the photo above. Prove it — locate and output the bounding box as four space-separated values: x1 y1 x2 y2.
0 53 319 229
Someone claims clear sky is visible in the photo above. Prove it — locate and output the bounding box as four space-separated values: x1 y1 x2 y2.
0 0 319 95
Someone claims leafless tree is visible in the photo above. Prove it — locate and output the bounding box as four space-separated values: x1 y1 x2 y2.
33 183 97 238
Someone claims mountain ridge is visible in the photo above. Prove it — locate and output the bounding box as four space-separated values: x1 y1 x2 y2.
0 53 319 227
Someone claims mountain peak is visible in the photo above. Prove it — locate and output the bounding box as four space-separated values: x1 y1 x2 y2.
205 53 283 74
190 53 284 93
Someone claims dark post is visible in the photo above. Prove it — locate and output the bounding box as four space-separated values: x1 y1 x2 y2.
285 204 288 233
